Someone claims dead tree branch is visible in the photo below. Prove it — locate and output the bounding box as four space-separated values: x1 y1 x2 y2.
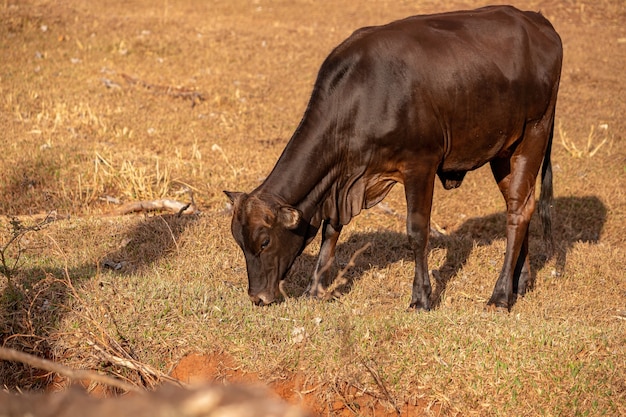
112 199 198 216
362 359 401 415
87 339 182 388
121 73 206 105
0 346 143 393
322 242 372 301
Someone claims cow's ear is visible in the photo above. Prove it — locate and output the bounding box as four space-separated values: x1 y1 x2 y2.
278 206 302 230
224 191 245 205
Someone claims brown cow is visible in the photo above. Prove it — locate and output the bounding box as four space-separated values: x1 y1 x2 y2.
225 5 562 311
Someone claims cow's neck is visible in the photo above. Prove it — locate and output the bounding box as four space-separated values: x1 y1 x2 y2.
255 110 343 227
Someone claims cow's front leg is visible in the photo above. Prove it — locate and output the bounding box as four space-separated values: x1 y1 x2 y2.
307 220 342 298
488 201 533 310
404 166 437 311
407 215 432 310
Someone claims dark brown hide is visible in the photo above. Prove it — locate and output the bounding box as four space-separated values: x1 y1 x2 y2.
226 5 562 310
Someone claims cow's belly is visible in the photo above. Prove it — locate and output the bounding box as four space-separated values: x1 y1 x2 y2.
440 121 524 172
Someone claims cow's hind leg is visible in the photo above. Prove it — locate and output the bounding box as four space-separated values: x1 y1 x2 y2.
488 119 552 310
515 233 534 295
403 163 437 311
307 220 342 298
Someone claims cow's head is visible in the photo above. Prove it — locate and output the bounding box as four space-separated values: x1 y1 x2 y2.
224 191 305 305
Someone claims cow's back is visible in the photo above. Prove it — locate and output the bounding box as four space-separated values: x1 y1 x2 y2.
315 5 562 174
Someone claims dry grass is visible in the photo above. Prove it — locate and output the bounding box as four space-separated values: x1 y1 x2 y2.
1 0 625 416
558 122 612 158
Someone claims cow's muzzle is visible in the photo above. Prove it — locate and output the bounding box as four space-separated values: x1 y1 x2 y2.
249 290 276 306
248 280 287 306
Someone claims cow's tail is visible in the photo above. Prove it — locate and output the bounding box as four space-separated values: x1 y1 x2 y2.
538 117 555 259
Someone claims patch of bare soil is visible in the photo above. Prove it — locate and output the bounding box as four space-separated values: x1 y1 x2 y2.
171 353 441 416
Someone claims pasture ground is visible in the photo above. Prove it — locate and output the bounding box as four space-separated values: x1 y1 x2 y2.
1 0 625 415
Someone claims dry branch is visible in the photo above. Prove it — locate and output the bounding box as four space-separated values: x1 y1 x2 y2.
87 340 181 387
112 199 198 216
362 359 401 415
0 346 143 393
121 73 206 103
0 382 314 417
322 242 372 301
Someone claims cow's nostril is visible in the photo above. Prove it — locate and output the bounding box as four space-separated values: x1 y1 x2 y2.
250 293 272 306
249 291 275 306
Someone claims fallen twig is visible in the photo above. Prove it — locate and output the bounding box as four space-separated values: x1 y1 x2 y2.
87 340 182 387
0 346 143 393
362 359 401 415
0 379 313 417
121 73 205 104
112 199 198 216
322 242 372 301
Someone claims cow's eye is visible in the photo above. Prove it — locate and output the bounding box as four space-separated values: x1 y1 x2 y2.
260 237 270 251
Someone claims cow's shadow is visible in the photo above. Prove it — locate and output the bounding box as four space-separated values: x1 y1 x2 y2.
285 196 606 308
99 213 200 274
0 212 199 390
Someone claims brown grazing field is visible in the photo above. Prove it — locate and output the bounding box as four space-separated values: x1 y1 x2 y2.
1 0 624 415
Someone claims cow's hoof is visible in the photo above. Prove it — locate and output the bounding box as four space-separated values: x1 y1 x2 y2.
408 302 430 312
484 302 509 313
487 293 513 312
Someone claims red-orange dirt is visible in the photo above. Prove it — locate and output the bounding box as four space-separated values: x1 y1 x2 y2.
171 352 441 416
